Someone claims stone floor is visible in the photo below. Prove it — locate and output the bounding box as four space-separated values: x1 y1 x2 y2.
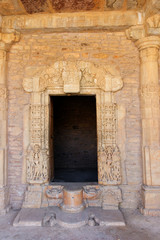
0 208 160 240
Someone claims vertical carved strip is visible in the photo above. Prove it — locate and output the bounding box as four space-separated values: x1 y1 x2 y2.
98 91 121 185
27 101 49 184
30 105 42 145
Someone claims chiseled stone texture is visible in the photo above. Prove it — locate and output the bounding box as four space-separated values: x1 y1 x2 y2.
8 31 142 209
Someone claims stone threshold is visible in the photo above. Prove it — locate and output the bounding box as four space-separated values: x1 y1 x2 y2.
13 207 125 228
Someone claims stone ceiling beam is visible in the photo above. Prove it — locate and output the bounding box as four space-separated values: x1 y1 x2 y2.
1 10 144 32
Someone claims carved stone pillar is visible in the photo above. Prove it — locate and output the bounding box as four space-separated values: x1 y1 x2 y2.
135 36 160 216
26 80 49 185
0 31 20 214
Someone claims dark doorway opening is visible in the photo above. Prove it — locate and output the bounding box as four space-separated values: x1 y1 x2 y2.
50 96 98 182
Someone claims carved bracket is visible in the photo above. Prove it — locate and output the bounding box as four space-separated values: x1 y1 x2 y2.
126 14 160 41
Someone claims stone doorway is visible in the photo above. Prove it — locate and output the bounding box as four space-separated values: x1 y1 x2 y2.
50 96 98 183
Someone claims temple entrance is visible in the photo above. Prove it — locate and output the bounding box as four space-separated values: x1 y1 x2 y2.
50 96 98 182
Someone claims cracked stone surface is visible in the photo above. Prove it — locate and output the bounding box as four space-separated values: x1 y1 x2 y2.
0 209 160 240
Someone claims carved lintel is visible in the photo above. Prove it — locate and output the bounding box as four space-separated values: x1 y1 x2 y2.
23 61 123 93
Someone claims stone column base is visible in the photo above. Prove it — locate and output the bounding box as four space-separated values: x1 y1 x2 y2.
141 185 160 216
0 186 10 215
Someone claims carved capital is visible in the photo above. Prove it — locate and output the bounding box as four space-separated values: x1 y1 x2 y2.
135 36 160 51
135 36 160 62
126 14 160 42
146 14 160 36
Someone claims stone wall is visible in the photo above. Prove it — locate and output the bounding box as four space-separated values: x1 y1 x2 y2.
8 31 142 209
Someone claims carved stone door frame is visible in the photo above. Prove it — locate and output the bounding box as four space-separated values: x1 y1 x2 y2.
23 61 123 186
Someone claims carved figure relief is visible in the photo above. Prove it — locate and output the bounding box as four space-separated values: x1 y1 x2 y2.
26 144 49 184
99 145 121 185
